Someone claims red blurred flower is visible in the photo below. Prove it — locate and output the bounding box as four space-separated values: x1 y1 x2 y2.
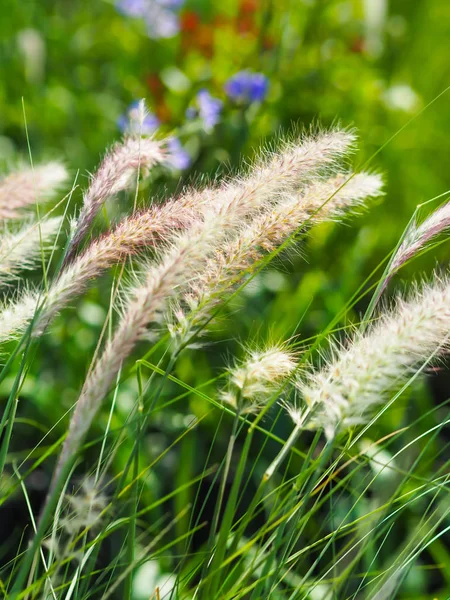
180 10 200 33
240 0 259 12
181 11 215 57
146 74 164 98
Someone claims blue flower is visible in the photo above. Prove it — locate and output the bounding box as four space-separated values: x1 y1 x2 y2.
224 71 269 104
144 6 181 38
116 0 185 39
118 101 160 135
197 89 223 131
116 0 147 17
158 0 184 7
166 137 191 170
186 89 223 131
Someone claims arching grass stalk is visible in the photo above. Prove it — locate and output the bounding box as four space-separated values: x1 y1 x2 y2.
207 435 334 599
259 436 325 597
225 412 309 563
332 449 449 598
10 451 78 597
199 348 297 597
211 417 316 597
224 394 317 568
0 319 39 480
73 344 220 595
198 405 243 587
284 419 450 598
361 189 450 331
249 439 336 600
264 407 312 481
72 351 180 599
198 414 253 600
123 363 143 600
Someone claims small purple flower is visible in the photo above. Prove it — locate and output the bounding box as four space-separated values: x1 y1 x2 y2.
144 6 180 38
118 101 160 135
166 137 191 170
197 89 223 130
225 71 269 104
116 0 185 39
186 89 223 131
158 0 184 7
116 0 147 17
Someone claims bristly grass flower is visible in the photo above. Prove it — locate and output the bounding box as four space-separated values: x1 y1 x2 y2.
221 345 297 415
173 172 383 348
372 198 450 308
65 104 166 263
0 161 68 220
0 217 62 284
48 128 357 502
297 278 450 440
0 194 197 343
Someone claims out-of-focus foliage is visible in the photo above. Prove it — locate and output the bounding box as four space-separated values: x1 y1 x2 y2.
1 1 450 597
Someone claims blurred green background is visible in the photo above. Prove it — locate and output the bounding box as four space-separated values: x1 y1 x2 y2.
1 0 450 596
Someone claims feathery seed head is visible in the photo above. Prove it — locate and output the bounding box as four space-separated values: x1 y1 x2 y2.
387 200 450 282
297 278 450 440
0 217 62 283
171 171 383 347
188 129 358 228
0 192 200 344
0 288 40 343
62 477 107 535
0 161 68 220
66 133 166 262
222 345 297 414
49 128 376 499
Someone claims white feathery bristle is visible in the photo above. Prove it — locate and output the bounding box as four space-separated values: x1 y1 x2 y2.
297 279 450 439
34 162 68 195
222 345 297 414
200 129 358 223
171 171 383 346
66 134 166 260
390 200 450 276
0 162 68 219
0 289 40 343
0 217 62 282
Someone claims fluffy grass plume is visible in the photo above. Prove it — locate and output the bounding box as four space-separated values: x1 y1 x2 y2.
65 132 166 263
295 278 450 440
0 217 62 283
0 195 197 343
0 128 357 346
49 128 357 496
174 172 383 346
194 128 357 221
379 199 450 297
221 344 297 414
0 162 67 220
